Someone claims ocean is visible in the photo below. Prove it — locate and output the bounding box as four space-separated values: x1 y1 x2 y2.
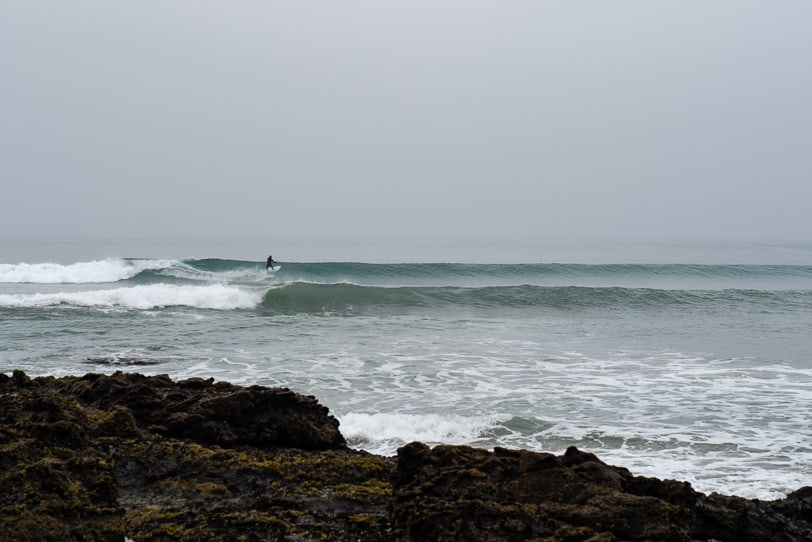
2 237 811 500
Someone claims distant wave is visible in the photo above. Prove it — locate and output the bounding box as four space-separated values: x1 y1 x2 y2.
0 284 261 310
4 258 812 287
252 261 812 285
138 260 812 291
4 281 805 313
3 258 811 313
259 282 812 314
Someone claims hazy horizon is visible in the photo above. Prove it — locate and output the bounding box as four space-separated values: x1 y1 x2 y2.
3 2 811 243
3 235 812 266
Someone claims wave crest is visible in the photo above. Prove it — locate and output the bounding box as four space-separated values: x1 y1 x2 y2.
0 259 176 284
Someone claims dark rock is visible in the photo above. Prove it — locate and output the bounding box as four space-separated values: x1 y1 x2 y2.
56 371 346 450
695 489 812 542
0 375 124 541
2 371 810 541
12 368 33 386
85 356 163 366
1 371 386 541
392 442 812 541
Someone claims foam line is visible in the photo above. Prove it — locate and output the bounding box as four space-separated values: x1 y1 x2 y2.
0 284 261 310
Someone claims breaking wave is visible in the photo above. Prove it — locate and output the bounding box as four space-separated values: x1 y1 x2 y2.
0 259 176 284
0 284 261 310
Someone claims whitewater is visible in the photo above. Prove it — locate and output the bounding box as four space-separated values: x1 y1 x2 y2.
2 248 811 501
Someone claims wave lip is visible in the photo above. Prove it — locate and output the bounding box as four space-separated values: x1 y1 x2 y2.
0 259 176 284
0 284 262 310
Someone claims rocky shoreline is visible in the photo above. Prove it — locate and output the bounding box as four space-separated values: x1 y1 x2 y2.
1 370 810 541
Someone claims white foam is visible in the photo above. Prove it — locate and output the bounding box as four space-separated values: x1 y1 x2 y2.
0 284 261 310
149 261 279 285
339 411 504 455
0 259 176 284
292 344 812 499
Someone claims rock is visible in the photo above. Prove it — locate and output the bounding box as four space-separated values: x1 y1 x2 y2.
695 488 812 542
112 439 393 541
392 442 693 541
0 375 125 541
392 442 812 541
85 356 163 366
1 371 382 541
2 371 810 541
54 371 346 450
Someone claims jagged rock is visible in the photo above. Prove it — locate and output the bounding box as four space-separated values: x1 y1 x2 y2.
0 372 125 541
1 371 810 541
695 488 812 542
0 371 384 541
53 371 346 450
391 442 812 541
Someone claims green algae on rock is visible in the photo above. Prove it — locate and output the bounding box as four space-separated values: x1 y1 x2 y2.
1 370 387 541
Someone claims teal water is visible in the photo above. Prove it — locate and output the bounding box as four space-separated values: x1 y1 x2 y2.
2 238 811 499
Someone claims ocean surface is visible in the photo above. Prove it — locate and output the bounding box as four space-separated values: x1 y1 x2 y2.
2 237 811 500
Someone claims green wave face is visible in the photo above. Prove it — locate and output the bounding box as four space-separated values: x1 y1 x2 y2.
133 259 812 287
256 282 812 316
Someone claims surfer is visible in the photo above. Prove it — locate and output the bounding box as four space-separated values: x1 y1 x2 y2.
266 255 276 270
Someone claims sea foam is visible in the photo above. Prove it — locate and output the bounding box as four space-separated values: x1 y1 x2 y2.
0 259 174 284
0 284 261 310
339 411 504 455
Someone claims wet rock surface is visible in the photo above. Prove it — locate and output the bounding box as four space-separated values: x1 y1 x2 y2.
1 370 809 541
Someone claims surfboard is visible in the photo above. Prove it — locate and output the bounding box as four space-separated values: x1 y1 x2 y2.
267 265 281 272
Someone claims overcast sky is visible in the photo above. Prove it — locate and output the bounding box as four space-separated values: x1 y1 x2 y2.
2 1 811 243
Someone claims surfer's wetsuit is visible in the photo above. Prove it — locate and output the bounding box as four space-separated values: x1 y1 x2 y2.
266 255 275 270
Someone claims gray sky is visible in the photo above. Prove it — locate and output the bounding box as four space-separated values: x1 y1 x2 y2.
2 1 811 243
